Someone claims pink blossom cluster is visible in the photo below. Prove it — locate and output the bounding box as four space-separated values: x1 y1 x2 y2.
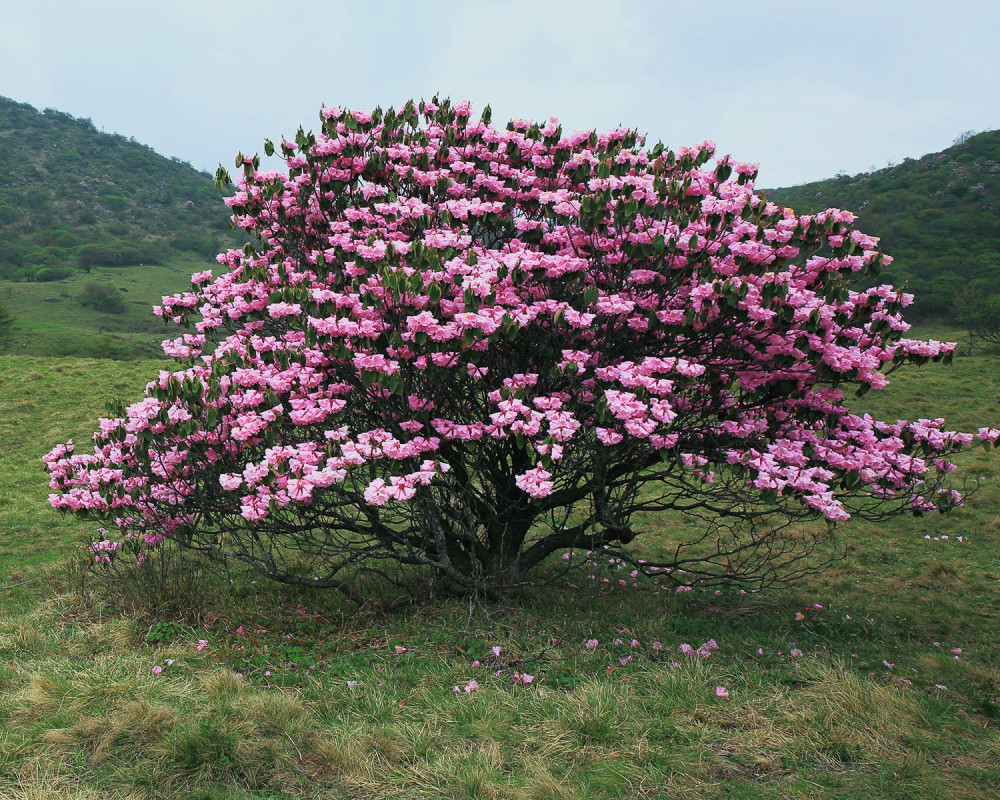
679 639 719 659
44 98 989 574
88 539 122 564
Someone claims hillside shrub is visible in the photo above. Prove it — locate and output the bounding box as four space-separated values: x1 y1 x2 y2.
0 298 15 336
45 100 998 600
34 267 72 282
78 281 125 314
960 292 1000 348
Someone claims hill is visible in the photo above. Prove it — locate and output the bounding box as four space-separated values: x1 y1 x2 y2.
0 95 239 280
0 96 244 358
767 130 1000 319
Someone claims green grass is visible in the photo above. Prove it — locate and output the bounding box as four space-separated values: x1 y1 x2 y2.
0 258 207 359
1 336 999 799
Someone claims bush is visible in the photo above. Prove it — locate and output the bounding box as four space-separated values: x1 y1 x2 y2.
45 99 997 600
0 203 21 225
0 298 15 337
959 292 1000 347
78 282 125 314
35 266 72 282
169 232 220 258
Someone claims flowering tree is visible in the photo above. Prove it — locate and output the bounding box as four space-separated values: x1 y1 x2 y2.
45 99 998 598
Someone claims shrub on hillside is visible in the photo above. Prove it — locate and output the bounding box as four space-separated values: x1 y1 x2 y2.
0 298 15 337
34 267 72 282
46 99 998 600
78 281 125 314
960 293 1000 348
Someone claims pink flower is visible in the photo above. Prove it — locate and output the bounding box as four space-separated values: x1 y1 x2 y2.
491 646 501 657
651 641 662 651
585 639 598 649
395 645 407 653
514 465 554 498
795 612 805 621
464 679 479 694
152 665 163 675
196 639 208 651
236 626 245 635
715 686 729 699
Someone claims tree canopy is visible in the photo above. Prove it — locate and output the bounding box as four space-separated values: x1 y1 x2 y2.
46 99 997 599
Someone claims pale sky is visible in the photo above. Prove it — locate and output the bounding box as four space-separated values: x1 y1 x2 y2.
3 0 997 188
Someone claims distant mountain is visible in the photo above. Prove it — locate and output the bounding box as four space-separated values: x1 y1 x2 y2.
767 131 1000 319
0 95 240 282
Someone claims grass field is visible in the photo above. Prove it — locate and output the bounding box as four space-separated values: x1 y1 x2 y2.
1 331 999 799
0 257 212 359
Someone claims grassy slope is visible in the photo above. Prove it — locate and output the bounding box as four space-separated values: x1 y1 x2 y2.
1 341 999 799
0 95 245 360
0 259 203 359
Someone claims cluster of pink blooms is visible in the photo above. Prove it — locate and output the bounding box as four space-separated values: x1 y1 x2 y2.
43 98 994 562
88 539 122 564
679 639 719 659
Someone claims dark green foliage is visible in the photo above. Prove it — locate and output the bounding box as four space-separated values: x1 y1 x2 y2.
767 131 1000 319
0 298 14 336
34 267 72 282
0 96 242 282
955 290 1000 346
78 281 126 314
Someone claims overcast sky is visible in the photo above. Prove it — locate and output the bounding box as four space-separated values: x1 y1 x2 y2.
3 0 997 188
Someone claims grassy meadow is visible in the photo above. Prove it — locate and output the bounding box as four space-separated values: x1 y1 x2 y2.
0 257 215 360
1 331 999 799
